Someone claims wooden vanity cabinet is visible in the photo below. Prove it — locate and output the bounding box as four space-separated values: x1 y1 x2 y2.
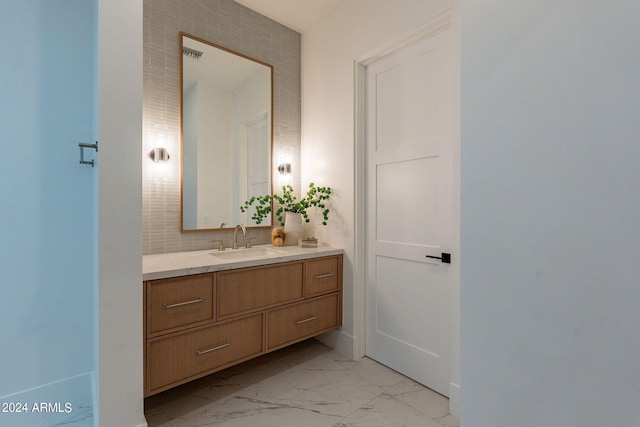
267 293 340 351
217 261 304 319
146 313 263 393
144 254 342 397
305 256 341 297
146 274 214 337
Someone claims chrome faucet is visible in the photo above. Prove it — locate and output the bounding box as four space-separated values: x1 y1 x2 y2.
232 223 246 249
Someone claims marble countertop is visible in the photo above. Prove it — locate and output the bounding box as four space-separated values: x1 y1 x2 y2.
143 244 344 281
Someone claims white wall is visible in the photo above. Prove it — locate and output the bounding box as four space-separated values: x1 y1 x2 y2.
183 83 198 229
197 83 232 228
0 2 96 425
98 0 146 426
461 1 640 426
301 0 460 411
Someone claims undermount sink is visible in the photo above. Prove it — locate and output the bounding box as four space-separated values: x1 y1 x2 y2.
209 246 285 259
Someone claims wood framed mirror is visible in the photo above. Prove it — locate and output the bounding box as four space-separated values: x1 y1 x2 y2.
180 33 273 231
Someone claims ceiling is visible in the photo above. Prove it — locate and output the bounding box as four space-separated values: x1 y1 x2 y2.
233 0 343 33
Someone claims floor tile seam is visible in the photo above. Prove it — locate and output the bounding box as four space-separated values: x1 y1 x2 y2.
149 392 215 415
229 394 347 423
371 392 452 427
350 370 407 390
379 388 452 423
433 413 460 427
189 389 248 406
330 377 404 425
268 353 336 376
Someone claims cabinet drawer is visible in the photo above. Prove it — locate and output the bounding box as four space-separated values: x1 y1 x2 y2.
305 256 341 297
146 275 214 337
217 262 303 319
146 313 263 395
266 293 339 351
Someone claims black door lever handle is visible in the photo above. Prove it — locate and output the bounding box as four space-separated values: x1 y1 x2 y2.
425 253 451 264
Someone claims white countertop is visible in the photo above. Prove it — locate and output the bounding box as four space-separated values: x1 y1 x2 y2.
143 244 344 281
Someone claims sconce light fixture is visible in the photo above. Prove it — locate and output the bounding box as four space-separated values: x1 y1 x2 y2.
278 163 291 175
149 147 170 163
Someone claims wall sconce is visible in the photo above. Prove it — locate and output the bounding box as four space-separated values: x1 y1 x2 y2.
149 147 170 163
278 162 291 175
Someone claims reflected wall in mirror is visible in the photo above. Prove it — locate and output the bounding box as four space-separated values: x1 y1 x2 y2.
181 33 273 231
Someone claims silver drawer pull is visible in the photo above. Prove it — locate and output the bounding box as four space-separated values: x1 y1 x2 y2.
296 314 318 324
196 340 231 355
163 297 204 309
312 272 334 279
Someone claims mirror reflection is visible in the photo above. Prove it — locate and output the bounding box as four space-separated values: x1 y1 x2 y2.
181 33 273 231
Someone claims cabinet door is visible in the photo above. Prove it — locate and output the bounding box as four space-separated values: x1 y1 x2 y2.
146 275 214 336
305 255 342 297
266 293 340 351
217 262 303 319
146 313 263 396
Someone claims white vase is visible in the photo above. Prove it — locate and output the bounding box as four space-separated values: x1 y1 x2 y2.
283 212 304 246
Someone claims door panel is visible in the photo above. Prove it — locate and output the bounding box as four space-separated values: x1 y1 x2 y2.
377 157 440 245
366 26 453 396
376 257 444 351
375 43 443 150
248 117 270 196
246 115 270 225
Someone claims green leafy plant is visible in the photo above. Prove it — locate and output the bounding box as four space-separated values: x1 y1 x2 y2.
240 183 332 226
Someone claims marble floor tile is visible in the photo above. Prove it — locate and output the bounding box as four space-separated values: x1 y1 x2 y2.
157 394 343 427
384 378 451 419
436 414 461 427
334 393 444 427
145 339 459 427
300 351 407 389
232 365 389 418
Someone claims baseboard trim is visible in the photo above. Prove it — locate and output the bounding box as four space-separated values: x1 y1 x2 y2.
449 381 460 417
314 329 357 359
0 372 94 427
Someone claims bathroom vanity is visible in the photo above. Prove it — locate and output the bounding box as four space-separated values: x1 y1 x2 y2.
143 246 343 397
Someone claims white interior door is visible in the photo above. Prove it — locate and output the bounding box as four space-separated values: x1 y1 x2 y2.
365 27 454 396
